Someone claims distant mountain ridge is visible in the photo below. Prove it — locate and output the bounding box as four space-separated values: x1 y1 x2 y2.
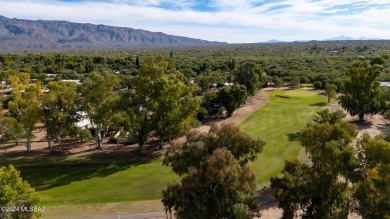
263 36 383 43
324 36 383 41
263 39 285 43
0 15 226 51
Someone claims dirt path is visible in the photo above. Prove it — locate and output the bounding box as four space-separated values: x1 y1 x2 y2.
182 89 268 136
330 103 388 138
345 114 388 138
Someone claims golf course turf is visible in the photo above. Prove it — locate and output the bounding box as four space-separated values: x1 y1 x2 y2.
6 89 326 217
240 89 326 184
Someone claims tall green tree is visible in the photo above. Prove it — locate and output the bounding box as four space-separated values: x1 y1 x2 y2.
0 165 42 219
354 135 390 219
153 73 200 149
289 77 300 89
196 75 212 93
8 73 43 152
41 81 80 151
339 61 385 121
162 124 265 219
0 118 24 142
381 87 390 119
312 108 346 124
234 62 260 96
80 72 118 149
217 84 247 117
196 72 224 93
274 77 283 89
0 70 15 93
0 103 24 144
271 112 359 218
325 84 337 103
201 91 220 116
126 56 166 150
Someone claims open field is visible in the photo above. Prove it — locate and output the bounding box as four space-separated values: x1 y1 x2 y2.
0 89 326 218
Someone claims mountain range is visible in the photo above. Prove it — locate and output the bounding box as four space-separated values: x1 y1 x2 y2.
263 36 383 43
324 36 383 41
0 15 225 51
0 15 386 51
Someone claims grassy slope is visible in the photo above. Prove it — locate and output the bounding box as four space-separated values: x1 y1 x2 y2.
7 89 325 217
240 89 326 184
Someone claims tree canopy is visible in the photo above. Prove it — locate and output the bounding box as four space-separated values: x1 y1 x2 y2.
8 73 43 152
153 69 200 149
126 55 200 150
274 77 283 89
271 111 359 218
0 165 42 219
339 61 385 120
234 62 260 96
162 123 265 218
354 135 390 219
217 84 247 117
312 108 346 125
289 77 300 89
42 81 80 151
325 83 337 103
80 71 119 149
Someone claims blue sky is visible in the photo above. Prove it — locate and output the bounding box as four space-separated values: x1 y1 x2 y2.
0 0 389 43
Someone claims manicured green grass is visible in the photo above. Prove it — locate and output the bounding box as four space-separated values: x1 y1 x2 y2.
18 159 177 206
240 89 326 184
9 89 325 214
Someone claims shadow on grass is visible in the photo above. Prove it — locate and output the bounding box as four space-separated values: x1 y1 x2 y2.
18 152 160 191
309 102 327 107
287 132 301 141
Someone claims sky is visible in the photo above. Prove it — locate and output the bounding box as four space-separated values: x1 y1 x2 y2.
0 0 390 43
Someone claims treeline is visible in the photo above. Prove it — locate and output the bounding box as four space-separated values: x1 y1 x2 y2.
0 55 267 152
2 42 389 129
1 41 390 92
0 52 284 151
1 42 390 153
0 56 202 152
0 52 139 89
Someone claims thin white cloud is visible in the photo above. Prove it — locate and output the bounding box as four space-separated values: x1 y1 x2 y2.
208 0 264 10
123 0 196 8
0 0 389 43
